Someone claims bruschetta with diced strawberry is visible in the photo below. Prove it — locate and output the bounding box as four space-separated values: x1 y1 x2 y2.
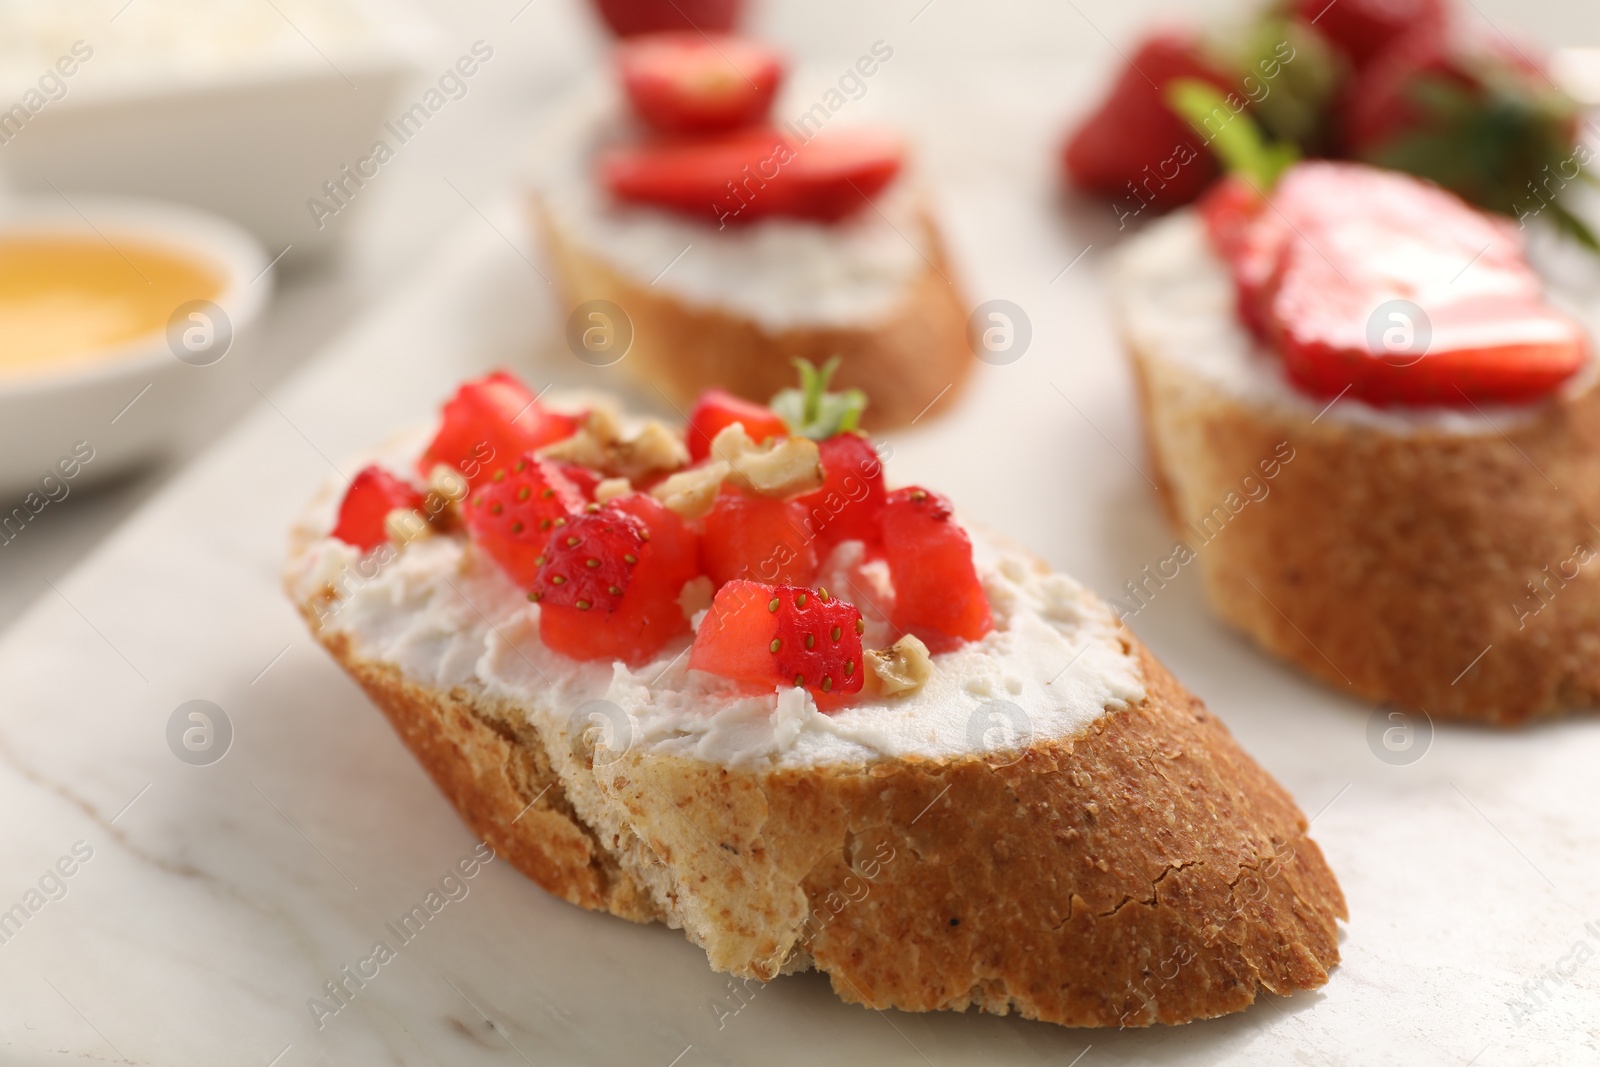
285 363 1345 1027
530 32 972 429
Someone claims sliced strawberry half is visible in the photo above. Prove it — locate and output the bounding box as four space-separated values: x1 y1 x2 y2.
599 127 904 224
537 493 697 665
618 33 782 135
1062 29 1233 212
332 466 424 551
418 371 579 487
1257 162 1588 405
1198 175 1287 340
700 486 817 587
792 432 886 555
592 0 742 38
879 487 992 653
685 388 788 462
689 580 864 697
462 458 585 588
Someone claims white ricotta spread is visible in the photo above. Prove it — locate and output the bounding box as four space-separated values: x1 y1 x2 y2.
532 82 931 332
288 439 1145 771
1113 210 1600 435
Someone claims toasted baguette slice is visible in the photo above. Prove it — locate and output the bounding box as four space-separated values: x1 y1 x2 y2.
1116 211 1600 725
533 193 974 430
286 480 1344 1029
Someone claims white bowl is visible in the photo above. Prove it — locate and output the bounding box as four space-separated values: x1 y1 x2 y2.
0 196 270 498
0 0 434 260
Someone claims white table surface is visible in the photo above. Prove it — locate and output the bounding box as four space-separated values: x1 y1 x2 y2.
3 2 1599 1065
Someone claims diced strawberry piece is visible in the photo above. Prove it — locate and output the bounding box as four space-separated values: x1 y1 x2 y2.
879 487 992 653
685 388 788 462
687 580 780 684
552 461 602 501
592 0 742 38
537 493 697 665
700 486 817 587
417 371 579 487
1062 29 1232 213
532 507 647 613
1253 163 1589 405
1296 0 1444 70
793 433 886 554
618 33 783 135
599 127 904 225
689 580 864 697
461 458 585 588
331 466 424 551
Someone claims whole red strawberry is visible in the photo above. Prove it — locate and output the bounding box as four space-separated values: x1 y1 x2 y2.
1339 27 1587 232
1295 0 1444 69
461 458 585 588
1062 29 1233 215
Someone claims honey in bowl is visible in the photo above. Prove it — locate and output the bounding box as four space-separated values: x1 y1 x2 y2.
0 236 224 377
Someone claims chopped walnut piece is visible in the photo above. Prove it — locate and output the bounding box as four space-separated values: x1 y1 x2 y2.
539 407 689 483
710 424 824 498
594 477 632 503
866 634 933 697
384 507 433 546
427 464 468 503
651 461 730 520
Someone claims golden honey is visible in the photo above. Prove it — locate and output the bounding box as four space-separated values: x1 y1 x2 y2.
0 236 223 374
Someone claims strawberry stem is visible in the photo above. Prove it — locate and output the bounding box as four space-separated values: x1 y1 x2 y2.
770 357 868 440
1166 79 1299 193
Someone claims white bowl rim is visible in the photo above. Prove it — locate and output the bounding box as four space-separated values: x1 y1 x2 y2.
0 194 272 399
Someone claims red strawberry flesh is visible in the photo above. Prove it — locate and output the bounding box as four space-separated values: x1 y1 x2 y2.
1241 162 1589 405
700 486 818 587
793 432 886 554
537 493 697 665
462 458 585 589
685 388 788 462
879 487 992 653
532 506 647 613
689 580 863 697
332 466 424 551
599 127 904 225
618 32 783 135
418 371 578 487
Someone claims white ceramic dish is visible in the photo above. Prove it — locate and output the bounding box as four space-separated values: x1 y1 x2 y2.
0 0 434 259
0 195 269 497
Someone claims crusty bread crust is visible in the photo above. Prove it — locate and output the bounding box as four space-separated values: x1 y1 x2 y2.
1129 334 1600 725
534 197 975 430
295 589 1345 1027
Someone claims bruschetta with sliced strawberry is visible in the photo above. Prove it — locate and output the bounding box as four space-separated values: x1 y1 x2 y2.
530 32 972 429
1115 91 1600 724
285 364 1345 1027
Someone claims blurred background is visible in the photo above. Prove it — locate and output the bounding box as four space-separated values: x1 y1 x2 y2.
0 0 1595 624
